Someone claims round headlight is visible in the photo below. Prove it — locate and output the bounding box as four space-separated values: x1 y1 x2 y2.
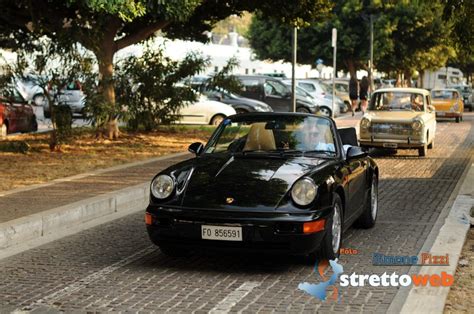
291 178 317 206
360 118 371 129
151 175 174 199
412 120 423 130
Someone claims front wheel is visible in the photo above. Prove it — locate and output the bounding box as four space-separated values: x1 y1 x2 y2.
33 93 48 107
319 106 332 117
418 144 427 157
30 116 38 132
296 107 310 113
356 174 378 228
455 116 460 123
210 114 225 126
309 194 343 262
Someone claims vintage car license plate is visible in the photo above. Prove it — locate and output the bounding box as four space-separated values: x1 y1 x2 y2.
383 143 398 148
437 112 446 116
201 225 242 241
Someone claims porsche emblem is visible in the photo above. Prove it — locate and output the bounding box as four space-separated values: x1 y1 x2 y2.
226 197 234 204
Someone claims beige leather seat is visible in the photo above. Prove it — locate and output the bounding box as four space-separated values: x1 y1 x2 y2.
243 122 276 151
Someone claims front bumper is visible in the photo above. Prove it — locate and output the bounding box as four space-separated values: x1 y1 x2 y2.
359 136 425 149
146 205 331 255
435 111 462 118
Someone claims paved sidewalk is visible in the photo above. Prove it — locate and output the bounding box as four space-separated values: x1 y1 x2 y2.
0 152 192 224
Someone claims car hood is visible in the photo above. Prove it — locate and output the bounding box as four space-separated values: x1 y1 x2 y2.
365 111 424 123
179 154 327 210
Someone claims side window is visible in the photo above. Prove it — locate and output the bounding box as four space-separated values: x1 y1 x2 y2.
300 82 316 92
264 81 287 97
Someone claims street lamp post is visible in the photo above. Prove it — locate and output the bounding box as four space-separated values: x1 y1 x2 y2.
369 14 374 93
291 27 297 112
332 28 337 119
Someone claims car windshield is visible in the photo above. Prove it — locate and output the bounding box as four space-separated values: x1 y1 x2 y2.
431 90 458 100
204 115 337 156
370 91 425 112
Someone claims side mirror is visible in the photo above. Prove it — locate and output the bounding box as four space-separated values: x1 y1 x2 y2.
346 146 368 160
188 142 204 156
428 105 436 112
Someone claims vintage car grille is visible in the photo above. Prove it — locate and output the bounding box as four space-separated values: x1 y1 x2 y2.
370 122 413 135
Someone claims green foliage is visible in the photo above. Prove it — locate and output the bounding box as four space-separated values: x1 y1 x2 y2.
376 0 451 77
114 45 209 131
206 57 243 94
248 0 393 77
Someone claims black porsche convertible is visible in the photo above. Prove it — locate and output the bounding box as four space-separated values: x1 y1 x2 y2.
146 113 378 260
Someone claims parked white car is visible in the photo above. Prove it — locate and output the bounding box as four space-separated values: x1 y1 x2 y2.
175 95 236 125
284 79 343 116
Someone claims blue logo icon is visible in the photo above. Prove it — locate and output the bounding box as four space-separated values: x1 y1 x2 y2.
298 259 344 302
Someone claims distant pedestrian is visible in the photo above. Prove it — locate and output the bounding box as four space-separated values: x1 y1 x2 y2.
359 76 369 114
349 76 359 116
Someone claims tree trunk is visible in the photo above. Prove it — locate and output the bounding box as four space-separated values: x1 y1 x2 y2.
96 35 119 139
347 59 357 79
418 70 424 88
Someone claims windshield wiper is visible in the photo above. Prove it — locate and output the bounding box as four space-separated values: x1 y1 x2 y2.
303 150 336 157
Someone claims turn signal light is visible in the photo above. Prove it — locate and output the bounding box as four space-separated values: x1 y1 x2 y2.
303 220 325 234
145 213 153 225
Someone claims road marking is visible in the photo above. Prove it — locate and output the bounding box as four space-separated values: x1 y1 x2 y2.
209 281 260 313
18 246 156 311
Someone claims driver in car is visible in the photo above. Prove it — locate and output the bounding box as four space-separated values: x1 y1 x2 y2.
298 120 335 152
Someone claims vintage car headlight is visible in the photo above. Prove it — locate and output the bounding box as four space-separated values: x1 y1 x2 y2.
291 178 317 206
411 120 423 131
151 174 174 199
360 118 371 129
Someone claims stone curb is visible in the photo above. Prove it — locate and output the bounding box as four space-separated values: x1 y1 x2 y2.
0 182 149 260
389 162 474 314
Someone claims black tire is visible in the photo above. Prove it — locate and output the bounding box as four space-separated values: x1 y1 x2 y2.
30 116 38 132
455 116 460 123
418 144 427 157
296 107 310 113
319 106 332 117
356 174 378 228
159 245 189 257
33 93 48 107
210 114 225 126
469 106 472 112
428 139 434 149
308 194 343 262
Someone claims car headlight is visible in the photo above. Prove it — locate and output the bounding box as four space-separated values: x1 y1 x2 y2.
151 174 174 199
411 120 423 131
360 118 371 129
255 105 270 112
291 178 317 206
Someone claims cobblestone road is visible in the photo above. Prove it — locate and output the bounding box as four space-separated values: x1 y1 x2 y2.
0 114 473 313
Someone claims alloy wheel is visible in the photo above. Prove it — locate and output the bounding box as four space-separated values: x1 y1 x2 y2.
332 203 342 254
371 177 378 220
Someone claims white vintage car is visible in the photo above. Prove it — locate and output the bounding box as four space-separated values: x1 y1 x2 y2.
359 88 436 157
176 95 236 125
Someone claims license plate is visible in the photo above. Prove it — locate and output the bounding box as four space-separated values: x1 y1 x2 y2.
437 112 446 116
383 143 398 148
201 225 242 241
